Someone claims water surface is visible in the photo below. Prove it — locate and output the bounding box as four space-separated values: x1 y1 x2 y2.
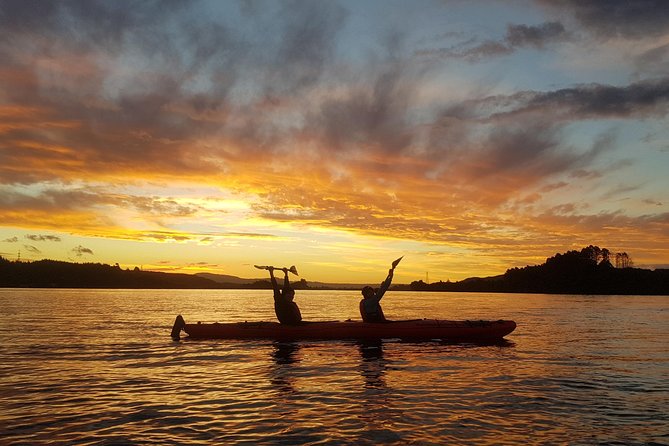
1 289 667 444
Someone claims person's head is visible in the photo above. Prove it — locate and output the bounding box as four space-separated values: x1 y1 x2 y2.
361 286 374 299
284 288 295 300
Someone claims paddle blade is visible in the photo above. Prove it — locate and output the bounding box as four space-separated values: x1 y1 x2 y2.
391 256 404 269
288 265 299 276
254 265 269 270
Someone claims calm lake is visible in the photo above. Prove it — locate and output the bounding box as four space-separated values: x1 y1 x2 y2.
0 289 667 445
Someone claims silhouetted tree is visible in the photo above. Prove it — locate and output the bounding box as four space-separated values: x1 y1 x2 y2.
615 252 633 268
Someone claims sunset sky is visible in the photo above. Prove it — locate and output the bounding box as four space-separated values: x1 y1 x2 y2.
1 0 668 283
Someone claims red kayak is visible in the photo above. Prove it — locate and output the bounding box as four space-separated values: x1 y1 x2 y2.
171 315 516 341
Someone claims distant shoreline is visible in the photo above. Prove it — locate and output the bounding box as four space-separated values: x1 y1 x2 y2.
2 246 668 295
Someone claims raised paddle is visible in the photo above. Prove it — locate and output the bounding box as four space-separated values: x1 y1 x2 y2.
254 265 299 276
391 256 403 270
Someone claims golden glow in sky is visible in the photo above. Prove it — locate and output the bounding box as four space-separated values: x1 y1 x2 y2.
1 1 668 283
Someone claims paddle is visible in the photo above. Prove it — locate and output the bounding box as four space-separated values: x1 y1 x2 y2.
254 264 299 276
391 256 403 270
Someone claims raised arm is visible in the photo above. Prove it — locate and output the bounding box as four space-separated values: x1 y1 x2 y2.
269 267 280 293
374 268 394 301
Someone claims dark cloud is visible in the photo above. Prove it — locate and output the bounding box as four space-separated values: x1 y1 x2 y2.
505 22 567 48
25 234 62 242
417 21 567 61
537 0 669 39
122 197 199 218
23 244 41 254
471 122 573 178
71 245 94 257
0 188 102 213
267 2 347 94
2 237 19 243
0 0 187 51
308 56 421 156
532 78 669 117
458 41 514 61
643 199 663 206
222 232 280 239
482 77 669 122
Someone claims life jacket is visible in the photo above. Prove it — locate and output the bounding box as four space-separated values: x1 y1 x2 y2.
359 299 386 323
275 300 302 325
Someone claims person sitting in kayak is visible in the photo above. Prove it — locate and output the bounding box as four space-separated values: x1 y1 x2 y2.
360 268 394 323
269 267 302 325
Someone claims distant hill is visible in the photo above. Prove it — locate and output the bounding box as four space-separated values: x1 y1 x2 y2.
0 257 225 289
196 272 260 285
196 272 366 290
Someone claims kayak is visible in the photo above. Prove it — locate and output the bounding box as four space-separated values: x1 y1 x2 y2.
171 315 516 341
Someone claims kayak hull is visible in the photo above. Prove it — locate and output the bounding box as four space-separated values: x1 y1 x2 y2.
172 316 516 341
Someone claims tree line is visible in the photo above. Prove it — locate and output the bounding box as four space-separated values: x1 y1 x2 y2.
408 246 668 295
2 246 667 294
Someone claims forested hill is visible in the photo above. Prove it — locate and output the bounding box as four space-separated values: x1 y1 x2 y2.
0 258 240 289
409 246 669 295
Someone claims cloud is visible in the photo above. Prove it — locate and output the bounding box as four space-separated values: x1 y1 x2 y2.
306 50 424 156
505 22 567 48
635 43 669 78
2 236 18 242
471 77 669 122
643 199 663 206
25 234 62 242
23 244 41 254
71 245 94 257
265 2 348 95
221 232 282 239
537 0 669 39
0 0 350 185
417 21 567 61
0 186 200 220
121 196 200 218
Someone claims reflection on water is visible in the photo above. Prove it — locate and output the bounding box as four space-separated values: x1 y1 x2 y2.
355 340 402 444
357 340 387 389
269 341 301 395
1 289 667 445
272 341 301 365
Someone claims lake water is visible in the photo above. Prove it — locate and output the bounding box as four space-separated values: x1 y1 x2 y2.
0 289 667 445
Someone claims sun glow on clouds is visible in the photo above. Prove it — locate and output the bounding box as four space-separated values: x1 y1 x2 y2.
1 1 669 281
